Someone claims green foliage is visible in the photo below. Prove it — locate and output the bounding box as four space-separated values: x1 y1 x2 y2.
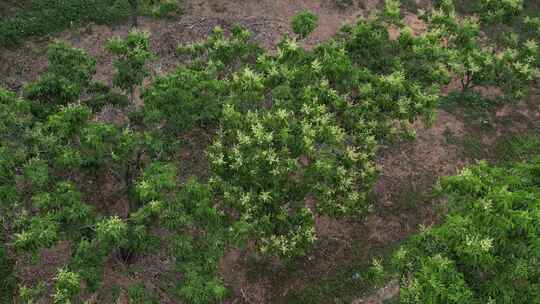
1 90 141 301
0 89 33 216
177 25 261 70
131 161 227 303
495 134 540 163
524 16 540 38
434 0 524 24
0 0 184 47
291 11 319 39
142 67 224 131
208 104 356 258
158 0 461 260
107 30 154 97
424 0 539 100
86 81 130 111
95 216 128 247
394 157 540 303
161 178 227 303
342 3 451 89
70 240 105 292
199 4 444 259
477 0 524 24
53 269 81 304
136 162 177 202
128 283 158 304
24 42 96 115
3 3 540 302
0 0 132 47
0 244 16 303
146 25 262 135
21 42 124 118
139 0 183 18
383 0 402 23
19 283 45 304
399 255 474 303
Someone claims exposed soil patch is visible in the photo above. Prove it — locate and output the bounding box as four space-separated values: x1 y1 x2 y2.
15 241 72 302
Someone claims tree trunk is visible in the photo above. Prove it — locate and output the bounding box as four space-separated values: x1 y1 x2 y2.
461 70 473 92
128 0 138 28
125 149 143 215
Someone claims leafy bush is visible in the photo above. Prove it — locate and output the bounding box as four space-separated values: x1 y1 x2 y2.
423 0 539 100
399 255 474 304
53 269 81 304
22 42 127 118
24 42 96 115
107 30 154 102
164 177 227 302
199 0 442 259
477 0 524 24
291 11 319 39
434 0 524 25
142 67 224 131
395 156 540 303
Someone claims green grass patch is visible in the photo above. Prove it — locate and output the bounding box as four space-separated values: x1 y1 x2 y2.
439 92 496 131
0 244 16 303
285 245 398 304
494 134 540 164
462 137 486 160
0 0 183 47
139 0 183 18
0 0 131 47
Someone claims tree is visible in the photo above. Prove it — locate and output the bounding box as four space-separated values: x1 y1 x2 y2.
425 0 539 100
291 11 318 39
107 30 154 107
23 42 128 118
23 42 96 117
179 2 443 258
394 156 540 303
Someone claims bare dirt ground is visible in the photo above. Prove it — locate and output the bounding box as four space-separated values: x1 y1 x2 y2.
2 0 540 303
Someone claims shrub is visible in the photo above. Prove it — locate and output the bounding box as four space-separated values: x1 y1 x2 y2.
291 11 319 39
24 42 96 113
53 269 81 304
2 1 539 302
477 0 524 24
394 156 540 303
423 0 539 100
142 67 224 132
107 30 154 103
201 0 442 259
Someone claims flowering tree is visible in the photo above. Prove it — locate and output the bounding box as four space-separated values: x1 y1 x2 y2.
395 156 540 303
